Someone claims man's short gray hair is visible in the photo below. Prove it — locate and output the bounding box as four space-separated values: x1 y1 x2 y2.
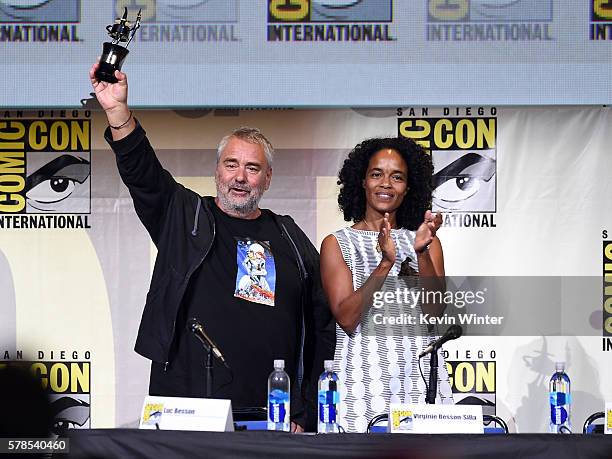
217 126 274 167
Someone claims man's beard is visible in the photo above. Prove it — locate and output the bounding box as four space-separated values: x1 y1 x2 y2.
215 176 265 217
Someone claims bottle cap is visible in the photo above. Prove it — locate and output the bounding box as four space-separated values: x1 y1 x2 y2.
274 359 285 369
324 360 334 371
555 362 565 372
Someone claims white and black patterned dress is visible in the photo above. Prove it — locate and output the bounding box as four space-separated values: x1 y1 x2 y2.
332 227 454 433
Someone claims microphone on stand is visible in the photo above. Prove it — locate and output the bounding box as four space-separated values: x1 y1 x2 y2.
187 317 230 369
420 325 462 405
418 324 463 359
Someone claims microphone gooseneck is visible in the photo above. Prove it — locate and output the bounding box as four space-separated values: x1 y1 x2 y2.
418 324 463 359
187 317 230 369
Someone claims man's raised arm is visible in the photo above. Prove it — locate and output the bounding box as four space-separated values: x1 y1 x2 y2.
89 65 178 244
89 65 135 140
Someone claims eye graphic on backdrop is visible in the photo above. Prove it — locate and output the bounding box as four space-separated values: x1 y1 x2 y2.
50 397 91 436
476 0 521 4
311 0 390 21
154 0 237 22
470 0 553 21
312 0 363 7
473 0 526 19
28 178 76 203
156 0 211 20
435 176 480 202
158 0 212 6
431 152 496 211
0 0 78 21
0 0 51 7
25 155 90 212
0 0 50 20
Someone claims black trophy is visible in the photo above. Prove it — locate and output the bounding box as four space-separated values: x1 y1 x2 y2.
95 8 142 83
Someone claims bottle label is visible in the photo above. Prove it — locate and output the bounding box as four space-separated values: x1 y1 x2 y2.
549 391 570 425
549 392 571 406
550 405 568 425
318 390 338 423
268 389 289 424
318 389 339 404
269 401 287 423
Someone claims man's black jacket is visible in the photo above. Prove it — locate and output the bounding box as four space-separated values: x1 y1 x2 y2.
105 122 335 430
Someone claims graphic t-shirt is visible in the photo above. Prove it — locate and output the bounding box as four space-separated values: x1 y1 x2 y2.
160 202 302 409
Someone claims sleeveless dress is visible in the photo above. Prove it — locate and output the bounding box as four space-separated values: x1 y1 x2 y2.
332 227 454 433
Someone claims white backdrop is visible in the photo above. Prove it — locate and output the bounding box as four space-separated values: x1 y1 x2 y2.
0 105 610 432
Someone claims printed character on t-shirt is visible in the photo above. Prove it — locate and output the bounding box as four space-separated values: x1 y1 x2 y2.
234 239 276 306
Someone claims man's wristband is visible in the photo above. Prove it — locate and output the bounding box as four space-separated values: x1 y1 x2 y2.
109 111 133 130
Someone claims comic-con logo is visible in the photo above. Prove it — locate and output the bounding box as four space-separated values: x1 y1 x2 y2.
591 0 612 40
267 0 395 42
603 240 612 351
398 107 497 228
0 0 81 42
446 360 496 415
426 0 553 41
0 113 91 229
142 403 164 426
116 0 239 42
269 0 392 22
390 408 413 431
0 361 91 436
33 361 91 436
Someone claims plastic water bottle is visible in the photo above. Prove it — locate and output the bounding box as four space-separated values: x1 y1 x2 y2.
318 360 340 433
267 359 290 431
549 361 571 433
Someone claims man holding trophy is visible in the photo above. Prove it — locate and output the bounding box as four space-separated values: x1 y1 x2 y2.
89 10 334 432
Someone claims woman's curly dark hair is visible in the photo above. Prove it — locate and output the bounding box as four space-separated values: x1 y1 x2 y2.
337 137 433 230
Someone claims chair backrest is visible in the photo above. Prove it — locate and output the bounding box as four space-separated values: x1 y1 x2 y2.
583 411 605 434
483 414 509 434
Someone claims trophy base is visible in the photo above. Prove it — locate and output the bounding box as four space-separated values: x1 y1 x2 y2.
95 42 130 83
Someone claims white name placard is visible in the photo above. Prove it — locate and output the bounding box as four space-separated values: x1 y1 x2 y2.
139 396 234 432
606 402 612 435
388 403 483 434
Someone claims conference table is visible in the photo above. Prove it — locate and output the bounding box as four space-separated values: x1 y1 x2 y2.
65 429 612 459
